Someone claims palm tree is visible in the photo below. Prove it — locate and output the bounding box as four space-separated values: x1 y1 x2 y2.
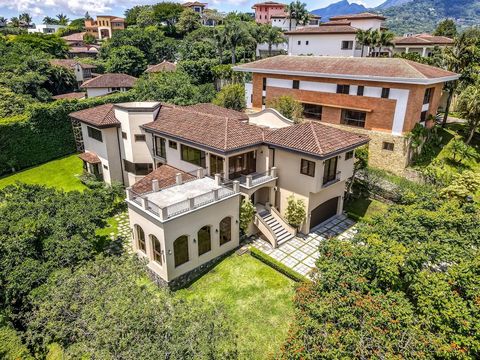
286 1 308 31
211 26 228 64
377 30 395 56
457 83 480 144
56 13 69 26
356 29 372 57
262 25 287 57
19 13 32 27
225 20 253 65
43 16 56 25
10 17 20 27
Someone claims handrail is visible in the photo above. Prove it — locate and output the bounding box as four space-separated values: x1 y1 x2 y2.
254 213 277 248
270 207 297 237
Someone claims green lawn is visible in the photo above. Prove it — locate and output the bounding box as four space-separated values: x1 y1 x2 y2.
0 155 86 192
345 197 389 221
176 254 295 359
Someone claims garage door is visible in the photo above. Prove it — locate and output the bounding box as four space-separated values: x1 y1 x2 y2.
310 197 339 231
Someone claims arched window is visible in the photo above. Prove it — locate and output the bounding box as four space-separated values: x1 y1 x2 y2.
135 225 146 253
219 217 232 246
198 226 211 256
151 235 162 265
174 235 189 267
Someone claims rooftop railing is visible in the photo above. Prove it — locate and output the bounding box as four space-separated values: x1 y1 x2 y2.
238 167 278 189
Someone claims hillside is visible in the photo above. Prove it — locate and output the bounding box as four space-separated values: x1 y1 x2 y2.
376 0 413 9
311 0 368 20
382 0 480 34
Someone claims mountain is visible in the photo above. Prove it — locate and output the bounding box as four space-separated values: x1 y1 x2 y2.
381 0 480 34
376 0 413 9
311 0 368 20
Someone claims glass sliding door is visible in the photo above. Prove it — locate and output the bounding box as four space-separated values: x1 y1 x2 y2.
209 154 224 176
228 151 256 180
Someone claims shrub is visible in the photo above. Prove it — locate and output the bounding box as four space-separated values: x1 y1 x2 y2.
285 195 306 229
266 95 303 123
213 83 246 111
250 248 309 282
239 198 255 233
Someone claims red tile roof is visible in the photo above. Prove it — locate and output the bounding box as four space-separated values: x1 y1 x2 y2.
234 55 459 84
265 121 368 157
131 165 196 194
321 20 352 26
330 12 386 21
78 151 101 164
50 59 96 70
68 46 99 54
252 1 286 8
80 73 137 89
52 92 86 100
285 25 358 35
145 61 177 73
70 103 120 128
184 103 249 121
143 105 265 152
393 34 454 46
61 32 86 42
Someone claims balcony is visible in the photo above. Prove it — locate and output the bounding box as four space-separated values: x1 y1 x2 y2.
237 167 278 190
322 171 342 188
127 172 239 222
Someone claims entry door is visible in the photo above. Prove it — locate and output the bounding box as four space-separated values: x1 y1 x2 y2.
309 197 339 231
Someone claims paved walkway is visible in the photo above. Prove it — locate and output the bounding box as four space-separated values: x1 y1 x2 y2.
251 214 356 277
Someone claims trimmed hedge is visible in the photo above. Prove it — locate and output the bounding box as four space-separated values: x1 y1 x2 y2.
250 247 309 283
0 92 135 176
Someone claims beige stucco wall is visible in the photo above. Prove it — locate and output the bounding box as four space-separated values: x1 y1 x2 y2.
128 194 240 282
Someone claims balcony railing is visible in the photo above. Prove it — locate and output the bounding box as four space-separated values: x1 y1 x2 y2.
238 167 278 189
322 171 342 188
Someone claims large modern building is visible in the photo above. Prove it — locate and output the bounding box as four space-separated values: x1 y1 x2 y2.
234 55 459 174
70 102 368 286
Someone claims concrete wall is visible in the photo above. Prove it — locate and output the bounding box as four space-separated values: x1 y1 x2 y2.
349 18 383 30
86 88 109 98
288 33 357 56
128 194 240 282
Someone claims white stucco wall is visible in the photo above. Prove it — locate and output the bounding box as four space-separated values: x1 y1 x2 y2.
86 88 109 98
288 33 357 56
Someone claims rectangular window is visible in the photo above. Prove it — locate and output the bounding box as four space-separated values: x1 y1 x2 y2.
122 131 127 139
357 86 364 96
154 136 166 158
297 40 301 45
303 103 322 120
87 126 103 142
423 87 433 104
420 110 428 122
306 40 309 45
382 142 395 151
181 144 206 168
341 41 353 50
262 96 266 106
262 77 267 91
169 140 177 149
337 84 350 94
341 109 367 128
293 80 300 89
345 150 354 160
381 88 390 99
134 134 146 142
123 160 153 175
323 157 338 185
300 159 315 177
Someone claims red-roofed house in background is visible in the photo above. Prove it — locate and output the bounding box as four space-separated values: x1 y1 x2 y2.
234 55 459 174
252 1 287 24
49 59 96 86
85 15 125 40
393 34 455 57
80 73 138 98
182 1 207 15
69 101 368 286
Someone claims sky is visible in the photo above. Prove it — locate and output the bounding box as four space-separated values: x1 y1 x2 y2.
0 0 386 24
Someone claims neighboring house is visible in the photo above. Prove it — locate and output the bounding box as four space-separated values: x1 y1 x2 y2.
270 13 321 31
392 34 454 57
61 32 86 46
70 101 367 287
80 73 137 98
50 59 96 85
234 55 459 174
145 61 177 74
252 1 287 24
85 15 125 40
27 24 66 34
286 12 385 57
183 1 207 15
61 32 100 58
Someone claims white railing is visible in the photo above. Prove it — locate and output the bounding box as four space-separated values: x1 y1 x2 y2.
238 167 278 188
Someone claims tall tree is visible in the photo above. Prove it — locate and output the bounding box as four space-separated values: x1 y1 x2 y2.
434 19 457 38
105 45 147 77
224 20 253 65
152 2 184 32
260 24 286 57
42 16 56 25
457 83 480 144
355 29 372 57
286 1 308 31
10 17 20 27
56 13 69 26
19 13 32 27
176 8 202 34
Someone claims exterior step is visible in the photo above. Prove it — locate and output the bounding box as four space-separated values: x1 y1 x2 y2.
257 210 295 248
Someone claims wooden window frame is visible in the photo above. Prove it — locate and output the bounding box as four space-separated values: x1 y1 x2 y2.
300 159 315 177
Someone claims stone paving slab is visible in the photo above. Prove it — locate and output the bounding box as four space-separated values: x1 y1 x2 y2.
251 214 356 278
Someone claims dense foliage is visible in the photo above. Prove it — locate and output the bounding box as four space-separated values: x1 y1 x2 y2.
213 84 246 111
281 195 480 358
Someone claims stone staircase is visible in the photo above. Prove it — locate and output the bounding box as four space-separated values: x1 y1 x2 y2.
258 210 295 247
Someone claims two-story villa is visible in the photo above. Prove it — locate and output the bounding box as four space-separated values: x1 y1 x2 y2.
252 1 287 24
70 102 368 287
235 55 459 174
85 15 125 40
50 59 96 86
80 73 137 98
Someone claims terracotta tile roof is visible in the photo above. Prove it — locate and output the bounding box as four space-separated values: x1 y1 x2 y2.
69 103 120 128
78 151 101 164
69 46 99 54
52 92 86 100
184 103 249 121
321 19 352 25
286 25 358 35
143 105 266 153
330 12 386 21
183 1 207 7
131 165 196 194
265 121 369 157
145 61 177 73
234 55 459 83
80 73 137 89
61 32 86 42
111 17 125 22
252 1 286 8
50 59 96 70
393 35 454 46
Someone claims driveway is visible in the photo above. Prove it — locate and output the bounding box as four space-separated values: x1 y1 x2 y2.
251 214 356 278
